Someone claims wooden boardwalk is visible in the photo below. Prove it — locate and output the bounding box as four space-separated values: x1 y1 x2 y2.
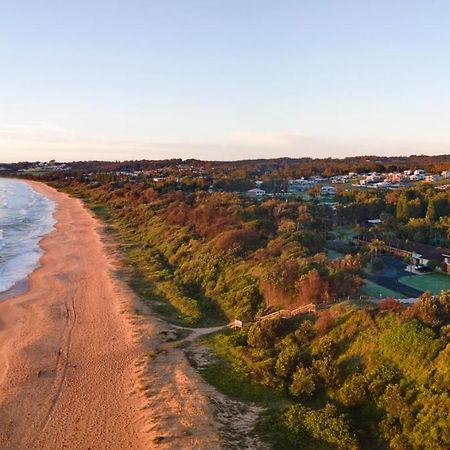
258 303 317 322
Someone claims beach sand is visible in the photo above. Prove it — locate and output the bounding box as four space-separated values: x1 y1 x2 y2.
0 181 151 448
0 181 265 450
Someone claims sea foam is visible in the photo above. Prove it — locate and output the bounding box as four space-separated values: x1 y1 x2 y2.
0 179 56 294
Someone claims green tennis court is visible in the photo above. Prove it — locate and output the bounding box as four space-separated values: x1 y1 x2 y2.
399 272 450 295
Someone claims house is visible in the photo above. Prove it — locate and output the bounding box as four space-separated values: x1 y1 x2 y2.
228 319 243 329
409 243 450 273
311 176 328 183
441 170 449 179
355 236 450 274
443 253 450 274
320 186 336 195
410 169 426 181
360 172 382 185
289 178 316 186
247 188 266 198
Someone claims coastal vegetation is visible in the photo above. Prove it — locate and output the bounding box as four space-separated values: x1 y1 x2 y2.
55 179 363 325
204 293 450 449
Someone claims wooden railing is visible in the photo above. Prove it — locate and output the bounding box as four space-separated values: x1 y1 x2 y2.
258 303 317 321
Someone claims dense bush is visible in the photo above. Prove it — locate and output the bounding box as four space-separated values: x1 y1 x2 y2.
206 292 450 449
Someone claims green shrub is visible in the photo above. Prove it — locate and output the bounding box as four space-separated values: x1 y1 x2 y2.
371 257 384 272
289 366 316 397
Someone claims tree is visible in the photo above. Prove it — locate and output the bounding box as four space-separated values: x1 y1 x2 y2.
368 238 385 258
406 291 450 328
275 343 302 379
247 318 285 349
338 373 367 407
289 366 316 397
396 195 409 222
368 238 385 267
313 356 340 388
283 403 358 449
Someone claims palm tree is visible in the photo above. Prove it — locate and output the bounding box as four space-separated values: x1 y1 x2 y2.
368 238 385 264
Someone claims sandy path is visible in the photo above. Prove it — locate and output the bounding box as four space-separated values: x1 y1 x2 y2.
0 182 149 449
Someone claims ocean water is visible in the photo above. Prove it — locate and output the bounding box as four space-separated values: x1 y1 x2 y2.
0 179 56 295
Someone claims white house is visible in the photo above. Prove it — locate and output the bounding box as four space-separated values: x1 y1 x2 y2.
410 169 426 181
247 188 266 198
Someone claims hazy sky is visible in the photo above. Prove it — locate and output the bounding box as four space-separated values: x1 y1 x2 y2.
1 0 450 162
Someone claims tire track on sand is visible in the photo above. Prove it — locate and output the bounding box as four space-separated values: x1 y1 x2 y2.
28 280 80 446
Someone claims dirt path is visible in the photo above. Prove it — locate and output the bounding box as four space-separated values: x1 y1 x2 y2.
131 315 267 449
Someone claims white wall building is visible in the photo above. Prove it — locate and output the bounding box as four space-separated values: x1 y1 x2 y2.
247 188 266 198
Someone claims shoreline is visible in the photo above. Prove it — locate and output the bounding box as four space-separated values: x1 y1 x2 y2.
0 278 29 302
0 177 55 303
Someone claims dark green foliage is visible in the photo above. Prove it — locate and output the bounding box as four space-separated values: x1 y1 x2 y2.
289 366 316 397
259 404 358 449
371 257 384 272
55 178 364 324
204 293 450 449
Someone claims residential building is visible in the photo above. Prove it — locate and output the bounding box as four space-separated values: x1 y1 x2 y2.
247 188 266 198
320 186 336 195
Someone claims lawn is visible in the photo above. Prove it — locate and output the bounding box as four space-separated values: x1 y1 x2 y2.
326 248 346 260
332 226 355 242
362 279 406 299
399 272 450 295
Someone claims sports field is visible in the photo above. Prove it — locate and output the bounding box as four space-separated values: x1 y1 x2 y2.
398 272 450 295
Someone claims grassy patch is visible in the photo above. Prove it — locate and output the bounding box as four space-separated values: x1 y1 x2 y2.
362 279 405 299
332 226 355 242
201 363 284 405
200 331 286 406
88 204 112 221
398 272 450 295
326 248 346 261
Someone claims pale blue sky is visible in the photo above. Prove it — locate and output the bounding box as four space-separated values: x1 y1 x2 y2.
1 0 450 161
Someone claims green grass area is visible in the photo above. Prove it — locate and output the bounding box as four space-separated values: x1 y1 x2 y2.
399 272 450 295
362 279 406 299
200 331 287 406
88 204 112 221
332 226 355 242
326 248 346 260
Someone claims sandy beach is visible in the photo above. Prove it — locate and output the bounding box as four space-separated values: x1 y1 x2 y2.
0 181 151 448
